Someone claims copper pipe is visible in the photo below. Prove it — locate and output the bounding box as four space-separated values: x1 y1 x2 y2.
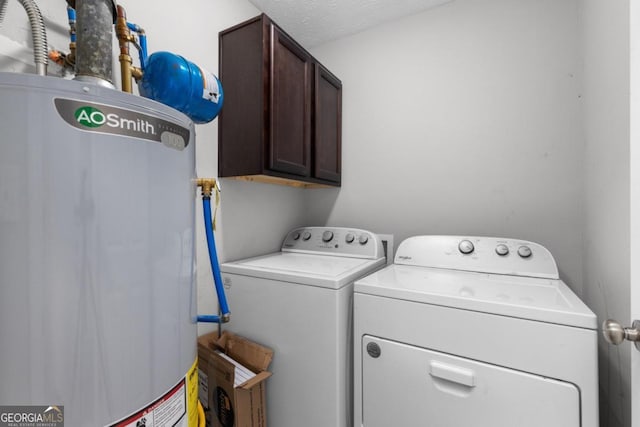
115 5 135 92
67 42 76 67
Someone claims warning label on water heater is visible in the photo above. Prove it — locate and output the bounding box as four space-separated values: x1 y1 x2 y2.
107 380 186 427
106 358 199 427
54 98 191 151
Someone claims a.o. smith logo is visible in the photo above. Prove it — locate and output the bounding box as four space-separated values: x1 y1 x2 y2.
74 105 156 134
54 98 191 151
74 106 107 128
0 405 64 426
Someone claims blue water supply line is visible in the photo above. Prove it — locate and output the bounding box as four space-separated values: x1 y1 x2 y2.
126 21 147 70
197 190 230 323
66 6 76 43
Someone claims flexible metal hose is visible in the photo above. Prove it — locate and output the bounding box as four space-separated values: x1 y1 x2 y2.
1 0 48 75
0 0 8 24
19 0 48 75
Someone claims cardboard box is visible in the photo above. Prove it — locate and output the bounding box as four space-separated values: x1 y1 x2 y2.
198 331 273 427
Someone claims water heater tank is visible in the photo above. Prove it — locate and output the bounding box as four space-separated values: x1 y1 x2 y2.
0 72 198 426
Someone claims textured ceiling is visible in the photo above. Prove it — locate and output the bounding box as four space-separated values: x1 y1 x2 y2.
248 0 453 47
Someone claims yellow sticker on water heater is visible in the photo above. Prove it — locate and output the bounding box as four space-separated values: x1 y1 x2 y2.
186 358 199 427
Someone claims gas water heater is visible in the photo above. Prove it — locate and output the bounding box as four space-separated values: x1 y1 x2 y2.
0 71 198 426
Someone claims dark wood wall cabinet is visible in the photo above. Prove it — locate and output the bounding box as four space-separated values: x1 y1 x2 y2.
218 14 342 188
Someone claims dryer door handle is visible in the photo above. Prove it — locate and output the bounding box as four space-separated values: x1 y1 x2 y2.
429 361 476 387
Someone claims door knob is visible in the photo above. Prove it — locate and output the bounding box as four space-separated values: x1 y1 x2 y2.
602 319 640 350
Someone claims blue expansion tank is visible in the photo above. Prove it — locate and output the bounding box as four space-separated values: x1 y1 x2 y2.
139 51 224 124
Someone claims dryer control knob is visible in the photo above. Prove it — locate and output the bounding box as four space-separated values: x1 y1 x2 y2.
322 231 334 242
495 244 509 256
302 231 312 241
345 233 355 243
359 234 369 245
292 232 301 240
458 239 475 255
518 245 532 258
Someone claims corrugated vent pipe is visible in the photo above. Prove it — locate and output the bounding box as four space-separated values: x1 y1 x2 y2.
73 0 116 87
0 0 48 75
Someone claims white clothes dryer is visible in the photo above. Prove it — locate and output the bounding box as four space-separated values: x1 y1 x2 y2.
221 227 386 427
353 235 598 427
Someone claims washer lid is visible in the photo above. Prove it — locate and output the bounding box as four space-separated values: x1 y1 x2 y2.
354 265 597 329
222 252 386 289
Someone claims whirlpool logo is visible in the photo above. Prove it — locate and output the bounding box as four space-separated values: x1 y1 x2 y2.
0 405 64 426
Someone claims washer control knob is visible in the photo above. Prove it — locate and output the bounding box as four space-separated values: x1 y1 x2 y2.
345 233 355 243
517 245 532 258
495 244 509 256
359 234 369 245
322 231 334 242
458 240 474 255
302 231 312 241
292 232 301 240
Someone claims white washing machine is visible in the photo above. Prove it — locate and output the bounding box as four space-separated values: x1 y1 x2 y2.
353 235 598 427
221 227 386 427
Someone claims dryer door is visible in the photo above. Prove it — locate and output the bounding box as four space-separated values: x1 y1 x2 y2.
361 336 580 427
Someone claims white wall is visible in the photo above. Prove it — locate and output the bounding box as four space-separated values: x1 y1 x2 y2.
581 1 631 426
308 0 584 291
631 1 640 425
0 0 309 336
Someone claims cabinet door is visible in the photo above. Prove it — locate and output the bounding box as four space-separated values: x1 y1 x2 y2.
314 64 342 183
269 25 311 177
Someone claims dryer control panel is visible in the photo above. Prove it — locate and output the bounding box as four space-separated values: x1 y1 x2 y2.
282 227 384 259
394 236 559 279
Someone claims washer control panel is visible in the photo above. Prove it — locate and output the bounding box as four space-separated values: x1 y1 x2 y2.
282 227 384 259
395 235 559 279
